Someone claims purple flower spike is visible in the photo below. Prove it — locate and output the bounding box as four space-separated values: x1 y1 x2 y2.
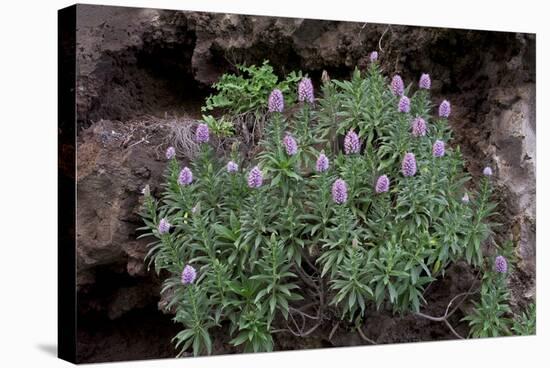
402 153 417 177
227 161 239 173
370 51 378 62
181 265 197 285
344 130 361 155
268 89 284 113
375 175 390 194
494 255 508 274
432 140 445 157
283 134 298 156
316 153 329 173
419 73 431 89
331 179 348 204
411 117 427 137
439 100 451 118
483 167 493 176
166 146 176 160
247 166 263 188
398 96 410 113
178 167 193 186
462 193 470 204
391 75 404 96
158 218 171 235
298 78 314 104
195 123 210 144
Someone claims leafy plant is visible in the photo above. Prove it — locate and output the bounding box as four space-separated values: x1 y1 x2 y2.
329 244 373 320
172 284 216 356
140 59 510 357
462 269 512 338
512 302 536 335
251 234 303 323
202 114 235 138
202 60 302 116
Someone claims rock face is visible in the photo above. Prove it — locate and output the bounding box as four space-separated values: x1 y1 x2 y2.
77 119 163 285
76 6 200 127
76 119 164 321
76 118 186 362
74 4 536 363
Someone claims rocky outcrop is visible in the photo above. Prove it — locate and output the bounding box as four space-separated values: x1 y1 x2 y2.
74 4 535 362
77 119 164 287
488 83 535 275
76 6 199 127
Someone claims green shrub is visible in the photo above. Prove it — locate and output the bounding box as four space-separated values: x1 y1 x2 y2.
201 114 235 138
462 266 512 338
140 61 507 356
512 302 536 335
202 60 302 116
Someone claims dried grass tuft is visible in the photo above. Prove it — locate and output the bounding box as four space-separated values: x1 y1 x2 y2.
166 117 200 160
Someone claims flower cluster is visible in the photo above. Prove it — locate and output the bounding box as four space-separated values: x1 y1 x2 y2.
248 166 263 188
432 140 445 157
391 75 404 96
494 255 508 273
166 146 176 160
158 218 171 235
227 161 239 173
411 117 427 137
483 167 493 176
178 167 193 186
398 96 410 113
402 153 417 177
268 89 284 113
344 130 360 155
298 78 314 103
181 264 197 285
370 51 378 62
195 123 210 144
439 100 451 118
331 179 348 204
419 73 431 89
316 153 329 173
375 175 390 193
283 134 298 156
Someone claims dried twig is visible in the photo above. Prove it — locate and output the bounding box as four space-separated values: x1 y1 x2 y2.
415 280 480 340
290 307 320 320
127 136 148 149
301 319 323 337
294 265 319 291
274 271 325 339
300 247 320 274
378 25 391 52
328 322 340 341
358 23 368 45
444 319 465 340
289 310 302 333
357 326 377 344
296 302 317 312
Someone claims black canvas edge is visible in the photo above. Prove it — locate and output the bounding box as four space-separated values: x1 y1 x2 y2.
58 4 77 364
